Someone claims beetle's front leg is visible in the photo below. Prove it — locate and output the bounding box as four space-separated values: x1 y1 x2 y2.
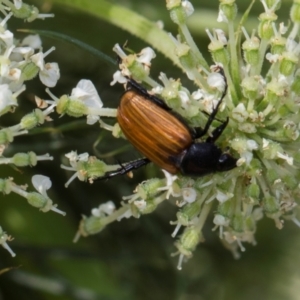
99 158 151 180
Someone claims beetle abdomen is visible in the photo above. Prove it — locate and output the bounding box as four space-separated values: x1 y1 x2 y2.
117 90 193 174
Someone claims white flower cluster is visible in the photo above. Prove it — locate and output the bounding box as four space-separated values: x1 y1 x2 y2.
0 0 64 257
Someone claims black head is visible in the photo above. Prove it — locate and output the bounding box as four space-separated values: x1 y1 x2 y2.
177 143 237 177
217 153 237 172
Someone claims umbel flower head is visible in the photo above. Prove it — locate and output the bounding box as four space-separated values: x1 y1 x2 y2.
0 0 66 257
62 0 300 269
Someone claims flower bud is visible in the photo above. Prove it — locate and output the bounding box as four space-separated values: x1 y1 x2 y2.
242 35 260 66
12 152 37 167
20 109 45 130
241 76 261 100
175 226 202 256
56 95 87 117
79 216 105 236
0 129 13 145
246 182 260 200
176 201 201 226
0 178 12 194
219 0 237 21
26 192 50 210
258 12 277 40
279 52 298 76
20 62 39 81
135 178 164 199
290 1 300 23
231 214 244 232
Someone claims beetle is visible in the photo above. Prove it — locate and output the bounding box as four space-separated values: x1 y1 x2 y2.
103 70 237 179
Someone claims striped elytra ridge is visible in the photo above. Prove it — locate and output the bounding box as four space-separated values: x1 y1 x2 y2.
117 90 192 174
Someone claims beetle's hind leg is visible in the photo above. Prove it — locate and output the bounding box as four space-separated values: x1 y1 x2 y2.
126 78 172 111
98 158 151 180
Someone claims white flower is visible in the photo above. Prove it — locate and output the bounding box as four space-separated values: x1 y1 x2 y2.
65 151 89 165
32 174 52 197
137 47 156 66
71 80 103 124
39 62 60 87
0 84 18 112
217 9 228 23
182 188 197 203
216 190 233 203
21 34 42 49
12 46 35 61
178 90 190 108
0 30 14 47
92 201 116 217
157 170 181 199
134 199 147 211
110 70 127 86
266 52 280 63
182 1 194 17
30 47 60 87
232 103 249 122
215 29 228 45
277 152 293 165
13 0 22 9
207 72 226 91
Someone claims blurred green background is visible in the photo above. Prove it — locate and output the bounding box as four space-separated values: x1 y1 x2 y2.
1 0 300 299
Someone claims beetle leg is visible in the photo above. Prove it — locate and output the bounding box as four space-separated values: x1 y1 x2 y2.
206 117 229 143
99 158 151 180
126 78 172 111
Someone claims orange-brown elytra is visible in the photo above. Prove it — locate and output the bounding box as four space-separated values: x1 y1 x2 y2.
102 70 237 179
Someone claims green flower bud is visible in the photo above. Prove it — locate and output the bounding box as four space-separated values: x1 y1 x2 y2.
279 52 298 76
137 198 157 215
86 158 108 180
208 41 229 65
266 169 279 183
270 36 286 54
245 215 256 232
217 199 234 218
176 201 201 226
27 192 49 209
262 140 283 159
283 175 298 190
0 129 14 145
20 109 45 130
0 178 12 194
291 71 300 94
241 76 261 100
10 3 39 22
219 0 237 21
56 95 87 117
283 121 299 140
20 61 39 81
258 12 277 40
231 214 244 232
12 152 37 167
176 226 202 256
263 195 280 214
242 36 260 66
136 178 164 199
80 216 105 236
167 0 193 24
246 182 260 199
126 56 150 80
290 1 300 23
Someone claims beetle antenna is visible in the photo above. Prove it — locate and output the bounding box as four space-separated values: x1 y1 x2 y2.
198 68 228 137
